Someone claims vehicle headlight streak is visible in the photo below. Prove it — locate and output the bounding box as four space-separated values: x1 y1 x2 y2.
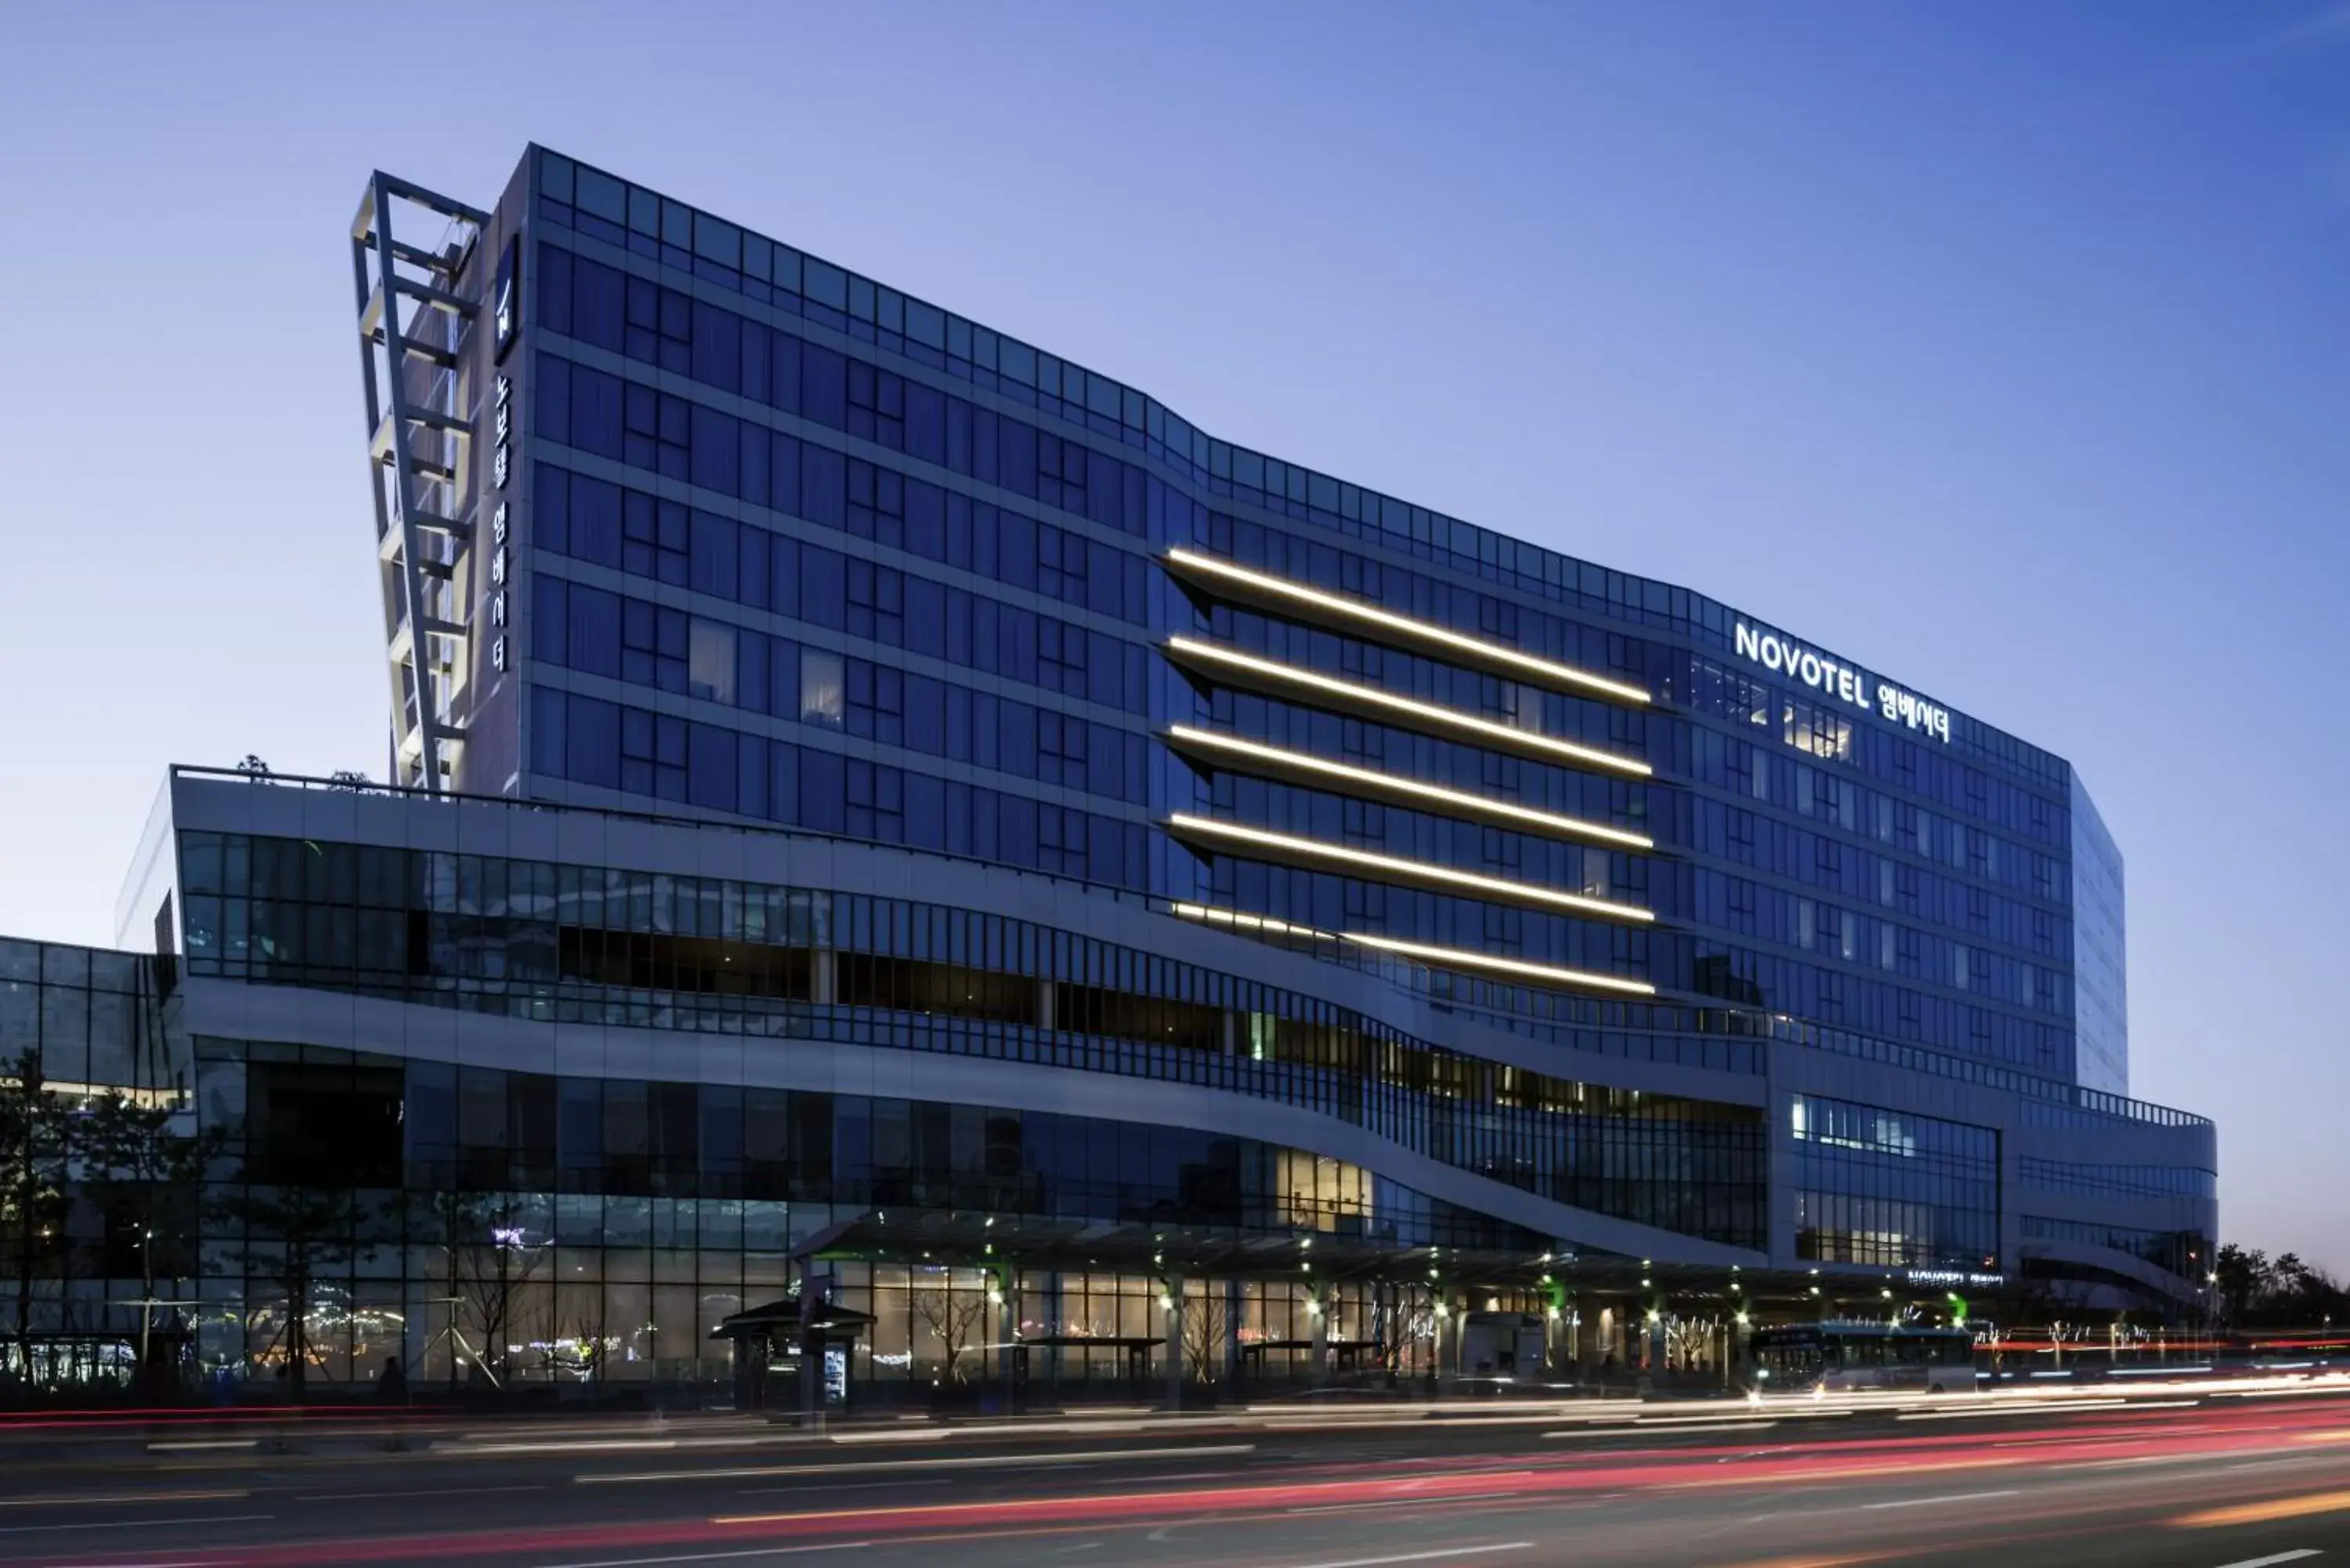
1164 547 1652 706
1166 814 1655 923
1165 725 1654 850
1170 901 1656 997
1164 637 1652 778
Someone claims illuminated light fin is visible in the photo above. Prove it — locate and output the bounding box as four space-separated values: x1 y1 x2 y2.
1164 638 1652 779
1166 725 1653 851
1167 903 1655 997
1342 933 1654 996
1166 815 1654 923
1166 547 1650 706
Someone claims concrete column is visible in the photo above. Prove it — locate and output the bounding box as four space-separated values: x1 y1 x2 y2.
1041 1272 1064 1393
1309 1286 1330 1388
1223 1277 1244 1390
797 1263 825 1429
992 1266 1017 1411
810 949 837 1005
1036 979 1055 1031
1162 1275 1185 1411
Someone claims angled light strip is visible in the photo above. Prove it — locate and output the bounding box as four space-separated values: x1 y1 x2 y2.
1166 814 1654 924
1168 902 1654 998
1165 638 1652 779
1170 902 1336 941
1166 725 1654 851
1166 547 1651 706
1343 932 1658 997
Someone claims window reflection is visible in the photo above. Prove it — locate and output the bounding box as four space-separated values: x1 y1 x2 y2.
800 648 844 728
688 619 736 705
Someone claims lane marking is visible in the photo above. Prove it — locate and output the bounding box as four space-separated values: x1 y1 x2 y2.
1667 1455 2019 1491
1859 1488 2021 1511
1385 1472 1534 1492
537 1545 873 1568
598 1443 1255 1485
1272 1547 1534 1568
0 1513 273 1535
1288 1491 1525 1516
469 1437 681 1455
1896 1401 2126 1422
298 1483 549 1501
145 1439 259 1452
2210 1553 2323 1568
2177 1490 2350 1528
0 1490 248 1508
1548 1421 1779 1438
739 1480 954 1496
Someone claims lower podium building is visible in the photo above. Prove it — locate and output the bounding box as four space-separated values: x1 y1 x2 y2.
0 145 2215 1396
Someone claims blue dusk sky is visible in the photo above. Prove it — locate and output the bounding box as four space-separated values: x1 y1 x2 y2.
1 4 2343 1265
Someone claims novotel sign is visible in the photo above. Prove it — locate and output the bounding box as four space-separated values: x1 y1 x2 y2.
1735 621 1951 744
1904 1268 2005 1291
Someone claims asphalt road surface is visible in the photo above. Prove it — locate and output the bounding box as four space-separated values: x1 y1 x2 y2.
9 1380 2350 1567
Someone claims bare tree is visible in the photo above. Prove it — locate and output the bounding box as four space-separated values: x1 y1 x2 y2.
427 1190 548 1392
555 1281 609 1386
209 1180 380 1398
911 1283 988 1384
1180 1290 1227 1386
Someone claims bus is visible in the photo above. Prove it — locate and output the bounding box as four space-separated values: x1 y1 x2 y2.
1748 1321 1976 1396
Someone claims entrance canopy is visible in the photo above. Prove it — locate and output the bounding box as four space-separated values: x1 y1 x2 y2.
710 1298 876 1347
786 1209 1943 1316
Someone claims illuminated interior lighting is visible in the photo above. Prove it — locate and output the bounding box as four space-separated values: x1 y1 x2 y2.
1168 902 1654 996
1343 931 1656 996
1166 725 1653 850
1164 638 1651 778
1166 547 1651 706
1166 815 1654 923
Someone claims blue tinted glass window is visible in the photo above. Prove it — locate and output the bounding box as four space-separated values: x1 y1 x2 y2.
532 574 568 665
688 723 737 811
534 463 570 554
529 685 565 778
569 583 620 678
689 511 738 598
567 693 620 789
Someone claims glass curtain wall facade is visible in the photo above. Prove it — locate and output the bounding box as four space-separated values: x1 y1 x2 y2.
193 1034 1534 1389
505 146 2079 1088
0 144 2224 1401
0 939 173 1095
174 828 1771 1249
0 142 2223 1399
361 142 2210 1319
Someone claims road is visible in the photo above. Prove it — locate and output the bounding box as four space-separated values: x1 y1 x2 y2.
7 1380 2350 1567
